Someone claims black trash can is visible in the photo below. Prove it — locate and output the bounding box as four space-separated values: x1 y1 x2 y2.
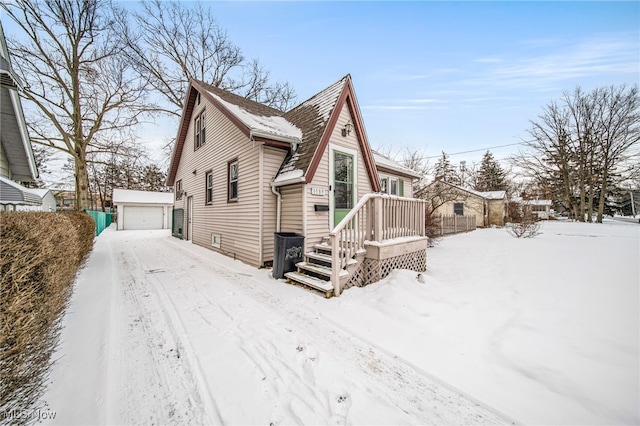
273 232 305 279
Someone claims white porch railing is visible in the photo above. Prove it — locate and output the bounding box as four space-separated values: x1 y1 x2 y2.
329 194 426 296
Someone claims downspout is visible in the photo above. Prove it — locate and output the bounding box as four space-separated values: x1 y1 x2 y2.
271 183 282 232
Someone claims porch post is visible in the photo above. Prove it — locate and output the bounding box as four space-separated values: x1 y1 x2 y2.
331 233 341 296
373 196 383 241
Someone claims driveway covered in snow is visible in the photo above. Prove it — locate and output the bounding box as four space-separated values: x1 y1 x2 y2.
42 227 511 425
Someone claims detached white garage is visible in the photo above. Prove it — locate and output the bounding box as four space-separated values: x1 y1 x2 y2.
112 189 174 230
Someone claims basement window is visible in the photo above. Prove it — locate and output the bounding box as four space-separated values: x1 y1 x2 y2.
211 233 221 248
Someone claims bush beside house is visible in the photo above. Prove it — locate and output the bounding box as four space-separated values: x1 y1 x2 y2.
0 212 94 423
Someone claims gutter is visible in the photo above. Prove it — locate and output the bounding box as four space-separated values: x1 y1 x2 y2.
250 129 301 148
270 183 282 232
271 175 306 188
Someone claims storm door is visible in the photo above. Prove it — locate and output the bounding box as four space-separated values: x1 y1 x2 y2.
332 150 355 227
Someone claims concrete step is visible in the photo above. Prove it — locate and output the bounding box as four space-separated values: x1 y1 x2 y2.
285 272 334 298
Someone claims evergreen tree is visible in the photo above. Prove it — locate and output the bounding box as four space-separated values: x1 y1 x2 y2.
139 164 168 192
432 152 460 184
475 151 508 191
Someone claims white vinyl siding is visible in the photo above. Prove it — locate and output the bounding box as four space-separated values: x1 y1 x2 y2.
173 94 266 267
261 147 287 264
280 184 303 235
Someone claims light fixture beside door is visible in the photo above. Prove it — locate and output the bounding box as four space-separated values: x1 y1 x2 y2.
342 121 353 137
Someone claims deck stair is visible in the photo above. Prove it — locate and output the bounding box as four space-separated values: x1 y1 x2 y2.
285 241 354 298
285 194 427 297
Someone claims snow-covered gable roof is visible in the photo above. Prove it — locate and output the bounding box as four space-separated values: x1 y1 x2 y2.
205 87 301 141
527 199 552 206
425 180 506 201
372 150 423 179
167 74 380 192
479 190 507 200
276 76 348 178
27 188 52 198
112 189 173 205
276 74 380 190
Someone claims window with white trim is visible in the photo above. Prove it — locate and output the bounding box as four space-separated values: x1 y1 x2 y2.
228 160 238 202
454 202 464 215
194 110 206 150
379 176 403 196
205 171 213 204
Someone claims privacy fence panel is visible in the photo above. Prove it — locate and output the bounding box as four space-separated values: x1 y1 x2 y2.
438 214 476 235
85 210 113 236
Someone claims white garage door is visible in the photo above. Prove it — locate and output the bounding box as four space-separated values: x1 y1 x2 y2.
123 206 164 230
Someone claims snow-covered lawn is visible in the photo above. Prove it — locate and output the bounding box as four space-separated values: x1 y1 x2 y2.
41 220 638 425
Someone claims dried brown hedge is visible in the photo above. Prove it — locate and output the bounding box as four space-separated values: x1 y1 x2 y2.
0 211 94 423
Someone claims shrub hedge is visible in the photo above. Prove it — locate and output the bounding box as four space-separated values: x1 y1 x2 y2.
0 211 95 423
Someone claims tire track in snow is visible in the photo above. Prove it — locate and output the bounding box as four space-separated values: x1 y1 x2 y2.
113 240 211 425
123 233 515 424
130 238 335 424
160 237 515 425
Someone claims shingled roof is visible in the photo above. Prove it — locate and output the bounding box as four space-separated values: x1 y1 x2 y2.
276 75 348 179
167 74 380 191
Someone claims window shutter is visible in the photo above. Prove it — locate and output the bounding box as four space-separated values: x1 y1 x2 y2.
399 180 404 196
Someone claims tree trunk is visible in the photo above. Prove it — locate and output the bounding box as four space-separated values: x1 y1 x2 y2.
597 164 609 223
74 153 91 211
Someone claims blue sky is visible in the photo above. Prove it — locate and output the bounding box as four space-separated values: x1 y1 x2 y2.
205 1 639 165
3 1 639 170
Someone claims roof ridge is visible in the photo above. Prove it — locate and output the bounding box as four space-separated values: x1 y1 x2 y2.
193 79 285 116
285 74 349 113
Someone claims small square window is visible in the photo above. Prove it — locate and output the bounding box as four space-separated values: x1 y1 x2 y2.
228 160 238 202
211 233 221 248
205 171 213 204
454 203 464 216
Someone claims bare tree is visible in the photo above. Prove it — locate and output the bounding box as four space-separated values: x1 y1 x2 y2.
121 0 297 117
399 147 429 193
590 85 640 222
512 85 639 223
3 0 149 211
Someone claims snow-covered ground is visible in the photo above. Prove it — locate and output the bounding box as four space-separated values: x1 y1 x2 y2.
40 220 638 425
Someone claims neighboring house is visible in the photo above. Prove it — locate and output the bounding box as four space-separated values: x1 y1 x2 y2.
14 187 56 212
0 21 40 211
166 75 427 296
420 180 507 227
524 199 553 220
373 150 421 197
112 188 174 230
0 176 41 210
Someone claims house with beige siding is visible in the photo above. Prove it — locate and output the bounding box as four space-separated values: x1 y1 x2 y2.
420 180 507 227
166 75 426 297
